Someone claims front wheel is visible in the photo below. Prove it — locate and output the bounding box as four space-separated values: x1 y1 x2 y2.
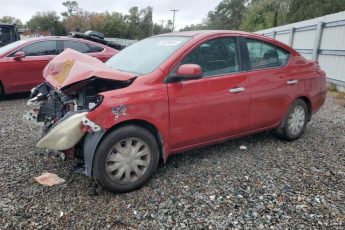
0 82 4 98
93 125 159 193
275 99 308 141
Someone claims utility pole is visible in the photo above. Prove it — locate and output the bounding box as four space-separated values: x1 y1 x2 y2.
170 9 179 31
160 20 165 27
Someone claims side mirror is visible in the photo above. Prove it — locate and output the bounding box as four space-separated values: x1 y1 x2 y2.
168 64 203 83
14 51 25 60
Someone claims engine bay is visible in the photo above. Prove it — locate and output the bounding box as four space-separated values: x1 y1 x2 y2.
28 77 133 134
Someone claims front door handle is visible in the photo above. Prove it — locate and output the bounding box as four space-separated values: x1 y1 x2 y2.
287 79 298 85
229 87 246 93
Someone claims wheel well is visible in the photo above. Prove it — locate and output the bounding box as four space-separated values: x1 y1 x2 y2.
298 96 312 120
105 120 165 161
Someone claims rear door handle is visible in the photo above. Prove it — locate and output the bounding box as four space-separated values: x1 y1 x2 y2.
229 87 246 93
287 79 298 85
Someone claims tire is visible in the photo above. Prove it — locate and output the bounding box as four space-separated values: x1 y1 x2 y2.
275 99 308 141
93 125 159 193
0 82 4 99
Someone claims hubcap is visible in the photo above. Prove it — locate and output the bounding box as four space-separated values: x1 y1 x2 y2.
287 105 306 136
105 138 151 184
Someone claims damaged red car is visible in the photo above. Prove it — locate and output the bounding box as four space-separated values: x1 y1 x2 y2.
26 31 326 192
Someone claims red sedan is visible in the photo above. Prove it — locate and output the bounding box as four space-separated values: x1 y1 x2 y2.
0 37 118 96
27 31 326 192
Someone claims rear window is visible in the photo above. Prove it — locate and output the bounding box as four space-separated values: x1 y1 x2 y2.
63 40 104 53
246 38 290 70
88 43 104 52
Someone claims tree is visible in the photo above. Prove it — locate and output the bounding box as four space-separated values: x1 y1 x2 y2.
139 7 153 38
61 1 81 17
240 0 290 31
205 0 248 30
153 23 172 35
125 7 142 39
101 12 128 38
0 16 24 28
27 11 66 35
180 23 204 31
286 0 345 24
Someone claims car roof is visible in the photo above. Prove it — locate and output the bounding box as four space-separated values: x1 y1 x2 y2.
20 36 96 43
156 30 295 53
0 23 16 27
156 30 256 37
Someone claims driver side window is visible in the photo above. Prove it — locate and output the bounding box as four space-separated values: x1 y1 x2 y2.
21 41 58 56
181 37 240 77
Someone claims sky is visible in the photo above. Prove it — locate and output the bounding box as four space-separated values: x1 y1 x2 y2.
0 0 223 29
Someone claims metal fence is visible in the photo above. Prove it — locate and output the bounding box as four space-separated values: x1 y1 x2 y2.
257 11 345 90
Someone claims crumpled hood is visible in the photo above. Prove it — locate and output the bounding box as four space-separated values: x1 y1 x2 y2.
43 48 136 90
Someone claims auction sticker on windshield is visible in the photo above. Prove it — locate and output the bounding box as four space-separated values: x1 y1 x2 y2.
158 40 182 46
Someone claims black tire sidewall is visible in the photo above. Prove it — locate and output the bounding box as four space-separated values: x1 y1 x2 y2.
283 99 308 140
0 82 3 98
93 125 159 193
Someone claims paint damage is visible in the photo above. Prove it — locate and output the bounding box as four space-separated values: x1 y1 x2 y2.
112 104 127 120
24 49 135 163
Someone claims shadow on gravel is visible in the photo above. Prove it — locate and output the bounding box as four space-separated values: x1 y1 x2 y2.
159 131 279 169
1 92 30 101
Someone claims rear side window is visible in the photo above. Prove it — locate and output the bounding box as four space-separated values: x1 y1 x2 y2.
88 43 104 52
246 38 290 70
181 37 240 77
21 41 58 56
63 40 92 53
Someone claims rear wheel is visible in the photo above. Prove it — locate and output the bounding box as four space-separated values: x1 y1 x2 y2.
93 125 159 193
275 99 308 141
0 82 4 98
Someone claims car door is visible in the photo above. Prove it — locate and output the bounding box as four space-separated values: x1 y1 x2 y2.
9 40 58 91
167 37 250 150
242 37 297 130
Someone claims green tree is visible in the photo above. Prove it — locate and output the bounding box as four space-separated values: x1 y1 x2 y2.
180 23 204 31
153 23 172 35
125 7 142 39
205 0 248 30
287 0 345 23
139 7 153 38
61 1 81 17
240 0 290 31
27 11 66 35
101 12 128 37
0 16 24 28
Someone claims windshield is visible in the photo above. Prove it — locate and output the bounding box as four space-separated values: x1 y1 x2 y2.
106 36 191 75
0 39 26 56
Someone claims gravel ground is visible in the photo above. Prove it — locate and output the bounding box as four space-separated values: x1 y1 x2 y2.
0 92 344 229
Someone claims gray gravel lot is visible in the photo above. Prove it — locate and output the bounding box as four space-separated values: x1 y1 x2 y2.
0 92 344 229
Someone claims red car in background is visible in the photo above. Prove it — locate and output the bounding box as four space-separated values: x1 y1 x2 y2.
0 37 118 96
26 31 326 193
